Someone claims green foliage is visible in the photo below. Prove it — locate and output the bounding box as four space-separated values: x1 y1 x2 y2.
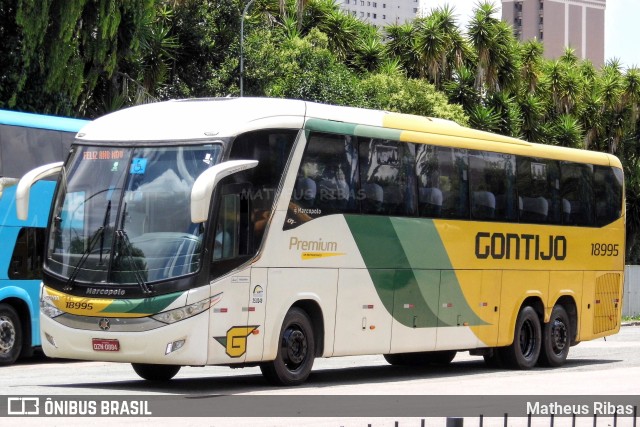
5 0 156 116
358 73 468 125
248 29 365 105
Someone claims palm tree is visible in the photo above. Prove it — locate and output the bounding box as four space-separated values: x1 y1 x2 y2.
519 39 544 94
599 71 625 153
413 15 447 85
468 104 501 133
444 66 479 113
467 1 501 91
353 26 385 73
551 114 583 148
384 22 418 76
518 93 546 143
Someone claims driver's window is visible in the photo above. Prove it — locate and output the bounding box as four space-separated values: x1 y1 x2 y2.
213 194 239 260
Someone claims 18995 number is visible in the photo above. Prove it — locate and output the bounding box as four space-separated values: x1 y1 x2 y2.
65 301 94 310
591 243 619 257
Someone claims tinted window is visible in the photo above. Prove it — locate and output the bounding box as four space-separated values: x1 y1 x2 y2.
228 129 297 248
560 162 594 226
469 151 517 221
516 157 562 224
416 145 468 219
9 227 45 280
594 166 623 226
360 138 416 216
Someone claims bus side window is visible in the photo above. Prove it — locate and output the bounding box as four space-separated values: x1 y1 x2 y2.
516 157 562 224
469 151 516 221
594 166 623 226
213 191 252 261
560 162 595 226
415 145 469 219
229 129 297 245
289 132 359 220
9 227 45 280
360 138 416 216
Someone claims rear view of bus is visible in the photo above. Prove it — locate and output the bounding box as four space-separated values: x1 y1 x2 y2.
0 110 88 365
18 98 624 385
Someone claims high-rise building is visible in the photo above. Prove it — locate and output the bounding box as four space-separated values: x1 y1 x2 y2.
339 0 432 27
502 0 606 67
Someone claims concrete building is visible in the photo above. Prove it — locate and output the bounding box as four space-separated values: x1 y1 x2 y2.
339 0 432 27
501 0 606 67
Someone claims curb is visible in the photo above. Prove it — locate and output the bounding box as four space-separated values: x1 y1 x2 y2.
621 321 640 326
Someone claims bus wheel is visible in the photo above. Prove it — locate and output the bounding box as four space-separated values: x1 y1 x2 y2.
131 363 181 381
499 305 541 370
0 304 22 365
538 305 570 367
260 307 315 386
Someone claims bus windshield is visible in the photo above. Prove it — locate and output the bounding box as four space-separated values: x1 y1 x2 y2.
47 144 223 286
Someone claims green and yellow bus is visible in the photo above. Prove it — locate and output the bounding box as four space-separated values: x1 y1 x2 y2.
17 98 624 385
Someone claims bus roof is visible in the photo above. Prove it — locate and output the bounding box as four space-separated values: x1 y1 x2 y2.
0 109 89 133
76 98 621 168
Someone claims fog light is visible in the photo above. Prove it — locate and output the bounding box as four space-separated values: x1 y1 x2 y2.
165 339 186 355
45 332 57 348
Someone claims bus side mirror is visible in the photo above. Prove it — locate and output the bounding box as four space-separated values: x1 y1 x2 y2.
190 160 258 223
16 162 63 221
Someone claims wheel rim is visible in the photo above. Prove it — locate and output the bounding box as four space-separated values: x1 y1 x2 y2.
281 325 308 370
550 318 568 355
519 318 537 359
0 316 16 355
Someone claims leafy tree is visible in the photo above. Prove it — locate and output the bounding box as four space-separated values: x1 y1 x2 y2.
2 0 157 116
358 73 468 124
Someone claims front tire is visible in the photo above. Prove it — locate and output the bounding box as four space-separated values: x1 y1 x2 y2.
538 305 570 367
131 363 181 381
499 305 541 369
0 304 22 365
261 307 315 386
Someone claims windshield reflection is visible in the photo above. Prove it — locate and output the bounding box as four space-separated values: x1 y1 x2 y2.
47 144 222 286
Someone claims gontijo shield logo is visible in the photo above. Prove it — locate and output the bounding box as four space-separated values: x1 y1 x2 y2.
214 326 259 358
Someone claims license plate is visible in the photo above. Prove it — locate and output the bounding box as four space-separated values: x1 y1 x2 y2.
92 338 120 352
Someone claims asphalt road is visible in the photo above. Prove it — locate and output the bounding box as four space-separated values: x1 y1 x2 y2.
1 325 639 427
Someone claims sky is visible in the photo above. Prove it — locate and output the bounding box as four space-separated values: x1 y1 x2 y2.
427 0 640 68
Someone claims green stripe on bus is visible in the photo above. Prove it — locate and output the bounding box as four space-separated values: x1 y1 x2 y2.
304 118 402 140
345 215 486 328
100 291 183 315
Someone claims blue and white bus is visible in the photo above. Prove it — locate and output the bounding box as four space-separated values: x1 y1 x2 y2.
0 109 88 365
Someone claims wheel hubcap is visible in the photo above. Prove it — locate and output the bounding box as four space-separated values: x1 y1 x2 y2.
0 316 16 354
282 327 307 369
551 319 568 354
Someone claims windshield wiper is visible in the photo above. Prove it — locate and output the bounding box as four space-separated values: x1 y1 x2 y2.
115 229 152 295
63 226 105 292
64 200 111 292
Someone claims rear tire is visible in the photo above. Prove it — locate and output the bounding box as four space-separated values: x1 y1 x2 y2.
538 305 570 367
261 307 315 386
131 363 181 381
499 305 541 370
0 304 22 365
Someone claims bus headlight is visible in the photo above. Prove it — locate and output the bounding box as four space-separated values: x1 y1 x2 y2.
152 298 212 324
41 296 64 319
